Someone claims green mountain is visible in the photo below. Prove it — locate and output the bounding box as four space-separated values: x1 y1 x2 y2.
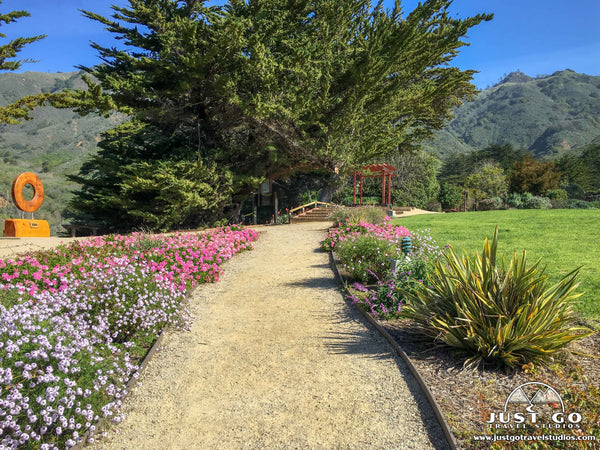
0 71 122 235
425 70 600 158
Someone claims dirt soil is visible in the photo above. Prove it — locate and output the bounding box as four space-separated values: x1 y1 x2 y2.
381 319 600 449
88 222 449 449
0 237 85 259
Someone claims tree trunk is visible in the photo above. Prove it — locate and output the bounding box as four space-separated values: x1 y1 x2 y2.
318 173 340 203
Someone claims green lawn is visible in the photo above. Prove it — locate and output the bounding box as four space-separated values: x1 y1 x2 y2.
393 209 600 323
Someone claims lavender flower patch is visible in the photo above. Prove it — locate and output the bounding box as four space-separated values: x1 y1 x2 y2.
342 227 442 319
0 226 258 448
0 288 134 448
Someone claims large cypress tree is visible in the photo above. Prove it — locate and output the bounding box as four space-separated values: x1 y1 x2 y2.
68 0 492 231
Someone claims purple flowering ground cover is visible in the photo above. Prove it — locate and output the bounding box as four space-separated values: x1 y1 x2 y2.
322 218 442 318
0 225 258 449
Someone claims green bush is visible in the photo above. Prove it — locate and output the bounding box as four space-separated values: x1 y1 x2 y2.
546 188 568 209
438 182 464 210
546 188 568 201
336 235 397 283
426 200 442 212
329 206 387 225
520 191 533 204
477 197 502 211
522 194 552 209
402 227 590 369
567 199 590 209
506 192 522 208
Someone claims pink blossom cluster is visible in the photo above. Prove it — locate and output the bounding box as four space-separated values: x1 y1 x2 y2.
0 225 258 449
321 217 411 252
0 226 259 297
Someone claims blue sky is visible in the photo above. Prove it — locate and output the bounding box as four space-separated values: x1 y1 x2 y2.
1 0 599 90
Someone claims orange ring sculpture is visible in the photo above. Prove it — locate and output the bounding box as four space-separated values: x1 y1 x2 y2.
11 172 45 213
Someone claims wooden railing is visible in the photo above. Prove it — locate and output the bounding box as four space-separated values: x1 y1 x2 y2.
289 201 338 215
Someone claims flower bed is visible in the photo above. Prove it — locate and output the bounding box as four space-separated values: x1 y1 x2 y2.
321 218 441 318
320 218 411 252
0 226 258 449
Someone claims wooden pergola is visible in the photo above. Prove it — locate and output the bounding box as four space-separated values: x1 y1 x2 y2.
352 164 397 206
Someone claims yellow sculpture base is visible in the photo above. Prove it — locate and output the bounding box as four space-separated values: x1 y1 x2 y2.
4 219 50 237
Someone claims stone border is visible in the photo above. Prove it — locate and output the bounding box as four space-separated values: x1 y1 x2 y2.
328 251 460 450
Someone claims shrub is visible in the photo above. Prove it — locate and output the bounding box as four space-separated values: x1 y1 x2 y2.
329 206 387 226
506 192 522 208
519 191 534 205
402 227 590 369
438 182 464 210
426 200 442 212
522 194 552 209
336 235 397 283
546 188 568 201
546 188 568 209
348 229 441 318
349 259 433 318
566 199 591 209
477 197 502 211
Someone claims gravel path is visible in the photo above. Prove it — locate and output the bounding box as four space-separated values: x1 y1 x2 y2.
90 222 448 449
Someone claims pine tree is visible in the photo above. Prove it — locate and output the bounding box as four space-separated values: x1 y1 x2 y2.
68 0 493 231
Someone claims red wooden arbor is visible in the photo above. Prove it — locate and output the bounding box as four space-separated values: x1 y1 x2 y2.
352 164 397 206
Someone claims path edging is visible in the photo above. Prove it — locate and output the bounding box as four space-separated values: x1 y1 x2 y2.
328 251 460 450
72 328 168 448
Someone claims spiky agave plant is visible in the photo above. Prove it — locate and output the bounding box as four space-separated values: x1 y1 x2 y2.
402 227 591 369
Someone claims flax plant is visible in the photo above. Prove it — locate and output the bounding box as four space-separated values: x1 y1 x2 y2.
403 227 591 369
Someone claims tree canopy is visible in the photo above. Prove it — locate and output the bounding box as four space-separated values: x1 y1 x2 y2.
68 0 492 231
509 155 561 195
0 3 77 124
0 4 44 71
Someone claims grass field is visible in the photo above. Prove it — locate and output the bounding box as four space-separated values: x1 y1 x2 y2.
393 209 600 323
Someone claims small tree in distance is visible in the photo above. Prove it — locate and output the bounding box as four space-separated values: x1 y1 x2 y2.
438 182 464 210
465 161 508 209
509 156 561 195
389 150 440 209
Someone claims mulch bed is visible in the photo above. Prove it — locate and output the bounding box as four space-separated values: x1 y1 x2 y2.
379 318 600 449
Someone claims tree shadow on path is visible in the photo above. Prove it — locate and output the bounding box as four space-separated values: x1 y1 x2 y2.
287 275 451 450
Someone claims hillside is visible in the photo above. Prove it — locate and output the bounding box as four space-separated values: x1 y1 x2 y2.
0 71 122 234
425 70 600 158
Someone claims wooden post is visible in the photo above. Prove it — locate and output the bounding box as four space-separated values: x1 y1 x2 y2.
273 191 279 224
360 175 364 205
252 194 257 225
353 172 357 205
382 173 386 205
387 174 392 205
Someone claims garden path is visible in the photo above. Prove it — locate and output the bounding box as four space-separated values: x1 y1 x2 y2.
91 222 448 449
